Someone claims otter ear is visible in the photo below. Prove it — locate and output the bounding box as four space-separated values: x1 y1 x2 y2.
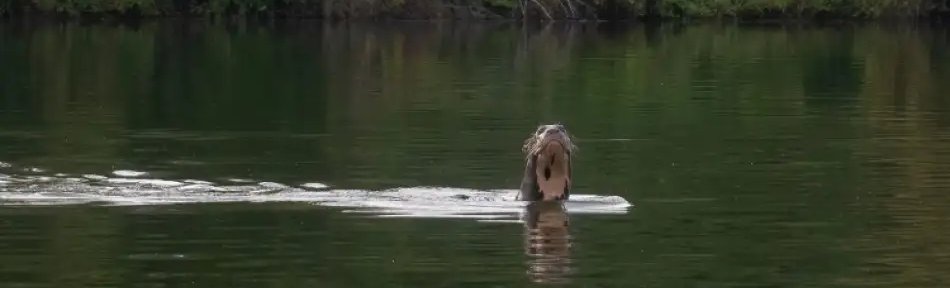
522 136 535 154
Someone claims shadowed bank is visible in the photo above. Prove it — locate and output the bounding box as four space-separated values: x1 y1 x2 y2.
1 0 950 21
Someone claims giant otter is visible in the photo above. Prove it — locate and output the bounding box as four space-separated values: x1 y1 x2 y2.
518 124 576 201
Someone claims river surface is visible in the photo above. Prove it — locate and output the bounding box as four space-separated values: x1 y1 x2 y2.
1 19 950 287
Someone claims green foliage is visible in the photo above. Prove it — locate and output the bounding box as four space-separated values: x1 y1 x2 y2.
0 0 944 19
654 0 934 18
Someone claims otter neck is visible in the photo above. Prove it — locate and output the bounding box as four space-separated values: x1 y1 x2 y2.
534 142 570 200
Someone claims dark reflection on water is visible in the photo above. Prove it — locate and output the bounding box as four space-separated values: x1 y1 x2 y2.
2 19 950 287
522 201 573 284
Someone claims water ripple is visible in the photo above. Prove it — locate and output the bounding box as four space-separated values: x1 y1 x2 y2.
0 163 631 222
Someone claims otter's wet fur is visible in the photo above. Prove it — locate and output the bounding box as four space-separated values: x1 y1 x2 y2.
518 124 577 201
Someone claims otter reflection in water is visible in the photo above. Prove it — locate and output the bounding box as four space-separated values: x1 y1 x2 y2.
522 201 571 283
521 201 573 284
518 124 577 202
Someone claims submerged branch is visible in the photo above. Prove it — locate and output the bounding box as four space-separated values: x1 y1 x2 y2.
530 0 554 20
563 0 577 19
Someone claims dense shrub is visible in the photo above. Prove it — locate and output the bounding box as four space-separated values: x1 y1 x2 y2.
1 0 948 20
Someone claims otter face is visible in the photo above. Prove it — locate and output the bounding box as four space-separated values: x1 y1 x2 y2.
518 123 577 202
523 124 576 156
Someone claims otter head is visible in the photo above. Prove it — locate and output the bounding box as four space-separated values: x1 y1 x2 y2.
518 123 577 202
522 124 577 157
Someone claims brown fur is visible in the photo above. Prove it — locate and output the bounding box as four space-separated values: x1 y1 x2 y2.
519 124 577 202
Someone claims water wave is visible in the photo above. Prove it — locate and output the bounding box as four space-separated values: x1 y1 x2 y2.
0 163 632 220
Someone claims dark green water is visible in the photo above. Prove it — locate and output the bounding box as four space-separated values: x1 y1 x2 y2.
2 20 950 287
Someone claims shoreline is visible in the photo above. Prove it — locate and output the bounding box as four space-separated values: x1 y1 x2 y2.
1 1 949 23
2 14 948 28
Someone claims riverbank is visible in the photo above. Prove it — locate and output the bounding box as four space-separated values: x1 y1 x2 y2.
1 0 948 21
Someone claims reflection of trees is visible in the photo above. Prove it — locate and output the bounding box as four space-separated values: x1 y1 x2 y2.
320 21 591 190
23 23 144 173
1 20 950 287
0 207 123 287
834 24 950 287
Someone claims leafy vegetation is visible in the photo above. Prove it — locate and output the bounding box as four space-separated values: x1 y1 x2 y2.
1 0 948 20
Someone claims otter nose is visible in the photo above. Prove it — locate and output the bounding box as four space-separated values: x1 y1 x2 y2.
545 128 560 135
